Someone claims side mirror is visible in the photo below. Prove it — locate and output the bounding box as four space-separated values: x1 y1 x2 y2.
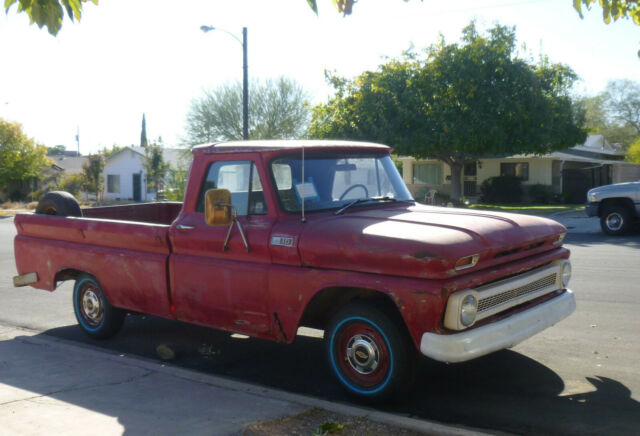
205 189 232 226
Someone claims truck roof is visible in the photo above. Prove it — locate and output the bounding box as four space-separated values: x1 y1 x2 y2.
191 140 391 154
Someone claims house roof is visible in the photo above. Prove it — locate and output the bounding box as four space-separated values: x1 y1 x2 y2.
572 134 624 156
398 134 628 164
50 156 89 174
105 146 189 168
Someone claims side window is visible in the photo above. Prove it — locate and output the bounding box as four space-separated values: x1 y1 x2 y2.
196 161 267 215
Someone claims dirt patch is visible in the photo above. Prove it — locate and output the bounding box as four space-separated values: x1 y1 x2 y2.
244 408 427 436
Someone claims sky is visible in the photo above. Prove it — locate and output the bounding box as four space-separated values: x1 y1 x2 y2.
0 0 639 155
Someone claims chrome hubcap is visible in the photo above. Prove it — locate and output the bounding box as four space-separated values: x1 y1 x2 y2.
82 288 103 326
346 334 380 374
606 213 623 231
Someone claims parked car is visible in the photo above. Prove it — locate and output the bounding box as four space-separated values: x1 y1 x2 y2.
586 180 640 235
14 140 575 400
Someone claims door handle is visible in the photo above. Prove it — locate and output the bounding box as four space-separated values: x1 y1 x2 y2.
176 224 195 231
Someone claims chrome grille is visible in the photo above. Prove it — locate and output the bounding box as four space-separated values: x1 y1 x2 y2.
478 273 557 313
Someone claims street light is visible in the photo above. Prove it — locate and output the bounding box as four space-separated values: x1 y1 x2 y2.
201 25 249 141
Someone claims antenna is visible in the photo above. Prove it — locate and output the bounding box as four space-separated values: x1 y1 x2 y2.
301 143 306 223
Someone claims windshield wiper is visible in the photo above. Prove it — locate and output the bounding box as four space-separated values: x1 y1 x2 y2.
334 197 414 215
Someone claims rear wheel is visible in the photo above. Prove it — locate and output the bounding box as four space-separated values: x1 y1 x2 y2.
326 302 415 401
73 276 125 339
600 205 632 236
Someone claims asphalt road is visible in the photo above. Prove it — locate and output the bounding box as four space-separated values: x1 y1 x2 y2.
2 215 639 435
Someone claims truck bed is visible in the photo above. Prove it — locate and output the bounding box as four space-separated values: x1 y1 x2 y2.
13 202 181 319
81 201 182 225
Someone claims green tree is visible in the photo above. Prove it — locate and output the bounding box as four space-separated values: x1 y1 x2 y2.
140 113 148 148
82 154 104 203
164 159 190 202
579 79 640 147
0 118 52 201
58 172 85 197
184 77 310 146
4 0 97 36
143 143 169 200
310 23 587 201
626 137 640 163
47 144 67 156
99 144 124 158
604 79 640 133
573 0 640 25
306 0 640 26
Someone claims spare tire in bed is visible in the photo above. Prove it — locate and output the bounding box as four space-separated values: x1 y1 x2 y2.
35 191 82 217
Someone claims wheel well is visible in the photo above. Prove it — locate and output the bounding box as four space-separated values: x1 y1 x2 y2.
299 287 404 330
54 269 88 288
600 198 636 218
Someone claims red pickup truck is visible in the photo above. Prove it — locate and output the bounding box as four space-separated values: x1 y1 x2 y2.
14 140 575 400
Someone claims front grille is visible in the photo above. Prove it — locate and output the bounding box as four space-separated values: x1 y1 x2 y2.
478 273 557 313
444 260 566 330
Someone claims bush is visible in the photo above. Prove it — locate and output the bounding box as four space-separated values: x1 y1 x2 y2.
480 176 523 203
58 173 85 198
527 184 554 204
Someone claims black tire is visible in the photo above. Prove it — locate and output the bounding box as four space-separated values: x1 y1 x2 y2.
36 191 82 217
73 275 125 339
600 204 632 236
325 302 416 401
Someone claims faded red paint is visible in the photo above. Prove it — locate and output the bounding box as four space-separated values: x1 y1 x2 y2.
13 142 570 352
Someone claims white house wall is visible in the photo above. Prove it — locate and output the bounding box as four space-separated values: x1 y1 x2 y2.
103 149 152 201
477 157 553 187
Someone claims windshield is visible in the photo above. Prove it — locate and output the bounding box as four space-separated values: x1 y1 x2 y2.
270 153 413 213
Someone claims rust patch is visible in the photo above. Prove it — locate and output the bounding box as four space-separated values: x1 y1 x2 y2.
412 250 438 259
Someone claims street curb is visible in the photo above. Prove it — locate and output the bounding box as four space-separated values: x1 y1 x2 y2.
0 323 497 436
548 209 587 218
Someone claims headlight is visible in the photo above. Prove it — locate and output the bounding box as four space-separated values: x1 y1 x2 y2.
460 294 478 327
553 232 566 245
561 261 572 288
588 193 597 203
444 290 479 330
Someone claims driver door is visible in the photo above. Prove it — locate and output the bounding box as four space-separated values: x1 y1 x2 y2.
169 159 274 336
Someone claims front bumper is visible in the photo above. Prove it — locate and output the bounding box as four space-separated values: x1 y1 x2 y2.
420 290 576 363
585 202 599 217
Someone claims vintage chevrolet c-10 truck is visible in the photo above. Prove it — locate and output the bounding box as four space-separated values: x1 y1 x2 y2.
13 140 575 400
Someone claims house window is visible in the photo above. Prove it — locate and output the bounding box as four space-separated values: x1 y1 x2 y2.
500 162 529 181
413 163 442 184
107 175 120 193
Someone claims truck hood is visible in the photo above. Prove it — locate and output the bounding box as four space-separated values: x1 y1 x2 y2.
588 181 640 195
298 204 566 279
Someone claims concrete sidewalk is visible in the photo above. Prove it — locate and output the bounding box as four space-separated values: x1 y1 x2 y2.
549 210 600 234
0 323 485 436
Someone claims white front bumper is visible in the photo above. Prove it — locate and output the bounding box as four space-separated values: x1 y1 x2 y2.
420 290 576 363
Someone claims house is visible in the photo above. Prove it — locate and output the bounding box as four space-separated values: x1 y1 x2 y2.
50 155 89 175
102 146 188 202
399 134 640 203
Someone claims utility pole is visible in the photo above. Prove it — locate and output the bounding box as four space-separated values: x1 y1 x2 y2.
201 25 249 140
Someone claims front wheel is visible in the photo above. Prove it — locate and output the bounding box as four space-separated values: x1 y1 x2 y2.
326 302 415 401
73 276 125 339
600 205 632 236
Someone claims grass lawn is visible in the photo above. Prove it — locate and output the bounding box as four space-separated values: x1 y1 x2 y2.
469 204 585 216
